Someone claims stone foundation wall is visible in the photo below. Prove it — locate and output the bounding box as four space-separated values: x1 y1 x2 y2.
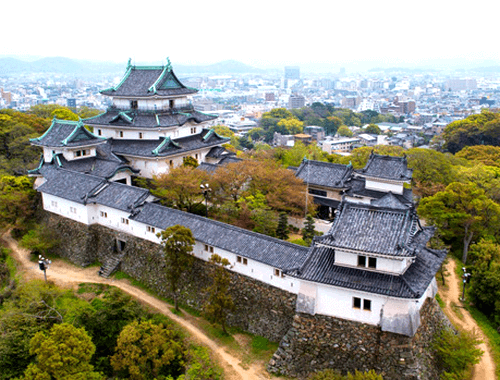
43 212 296 342
268 298 452 380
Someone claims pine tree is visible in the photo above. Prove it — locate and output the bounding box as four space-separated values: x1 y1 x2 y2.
302 214 316 245
276 212 289 240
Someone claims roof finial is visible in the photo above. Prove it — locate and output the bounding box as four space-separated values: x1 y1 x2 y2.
166 57 172 71
127 58 132 68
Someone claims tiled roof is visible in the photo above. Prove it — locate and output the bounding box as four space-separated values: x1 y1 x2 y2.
37 167 150 212
356 153 412 181
31 118 106 148
319 201 421 257
295 159 353 189
110 129 229 158
131 202 309 270
291 241 446 299
84 109 217 129
100 62 197 97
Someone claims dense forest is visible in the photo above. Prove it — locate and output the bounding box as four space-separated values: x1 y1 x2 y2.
1 105 500 379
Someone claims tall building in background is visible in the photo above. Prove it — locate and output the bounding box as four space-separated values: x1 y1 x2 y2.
288 94 305 109
284 66 300 80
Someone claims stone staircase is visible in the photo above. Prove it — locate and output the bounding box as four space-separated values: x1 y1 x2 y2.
99 253 125 278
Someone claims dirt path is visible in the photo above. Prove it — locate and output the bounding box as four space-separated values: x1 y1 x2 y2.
439 259 496 380
2 233 270 380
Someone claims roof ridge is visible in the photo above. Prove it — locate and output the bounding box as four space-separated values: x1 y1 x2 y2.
142 202 310 250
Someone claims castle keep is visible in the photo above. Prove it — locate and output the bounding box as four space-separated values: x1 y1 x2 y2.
29 60 448 379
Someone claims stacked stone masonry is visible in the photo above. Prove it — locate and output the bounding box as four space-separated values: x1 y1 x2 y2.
43 212 450 379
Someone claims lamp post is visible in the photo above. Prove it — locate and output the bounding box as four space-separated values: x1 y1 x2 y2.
461 267 471 301
38 255 51 283
200 183 211 218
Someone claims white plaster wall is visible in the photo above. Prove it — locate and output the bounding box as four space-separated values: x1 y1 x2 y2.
42 194 89 224
334 249 410 275
315 283 386 325
43 148 63 162
365 179 403 195
113 97 189 111
109 171 132 186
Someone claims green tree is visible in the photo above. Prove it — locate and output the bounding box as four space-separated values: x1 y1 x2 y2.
418 182 500 264
204 254 234 334
110 320 185 380
363 124 382 135
277 118 304 135
157 225 195 311
276 212 289 240
442 110 500 153
75 287 148 375
432 327 482 379
406 148 456 198
152 166 210 213
323 116 342 136
50 108 79 121
0 175 36 233
212 125 234 138
302 214 316 245
22 323 103 380
183 156 199 168
467 239 500 324
337 125 353 137
20 224 59 257
179 346 222 380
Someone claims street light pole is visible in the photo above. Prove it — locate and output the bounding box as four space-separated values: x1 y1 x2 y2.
461 267 471 301
200 183 211 218
38 255 51 283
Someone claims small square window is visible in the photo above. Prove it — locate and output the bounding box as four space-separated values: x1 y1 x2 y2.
353 297 361 309
363 299 372 311
368 257 377 269
119 131 124 138
243 258 248 265
210 246 214 253
357 255 366 267
274 269 280 276
147 226 155 233
139 132 143 139
121 218 129 225
97 129 102 136
237 256 242 263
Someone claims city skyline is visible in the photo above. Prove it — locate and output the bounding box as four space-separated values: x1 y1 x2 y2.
4 0 499 73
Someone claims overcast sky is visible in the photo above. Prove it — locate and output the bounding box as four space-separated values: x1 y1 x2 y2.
4 0 498 71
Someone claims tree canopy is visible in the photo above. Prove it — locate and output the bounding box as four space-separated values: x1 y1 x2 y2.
157 225 195 311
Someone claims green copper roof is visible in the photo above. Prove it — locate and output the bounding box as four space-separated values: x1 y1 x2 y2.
151 137 180 156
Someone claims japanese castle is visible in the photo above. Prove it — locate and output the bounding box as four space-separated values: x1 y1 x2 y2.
29 59 446 338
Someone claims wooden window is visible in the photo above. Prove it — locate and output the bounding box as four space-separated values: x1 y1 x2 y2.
51 200 58 207
70 206 77 214
100 211 107 218
363 299 372 311
169 160 174 168
121 218 129 225
139 132 143 139
119 131 124 138
146 226 156 233
237 256 242 263
191 127 196 134
210 246 214 253
274 269 280 277
204 244 209 251
243 258 248 265
97 129 102 136
353 297 361 309
131 100 138 109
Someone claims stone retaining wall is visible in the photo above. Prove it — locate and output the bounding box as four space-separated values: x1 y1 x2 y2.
43 212 296 342
268 297 451 380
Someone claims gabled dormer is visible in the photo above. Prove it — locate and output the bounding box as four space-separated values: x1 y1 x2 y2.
316 198 423 275
30 118 106 163
355 152 413 195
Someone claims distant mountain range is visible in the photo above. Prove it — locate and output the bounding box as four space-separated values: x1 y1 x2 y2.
0 57 266 76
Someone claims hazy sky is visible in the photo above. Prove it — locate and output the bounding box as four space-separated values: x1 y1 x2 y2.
4 0 498 71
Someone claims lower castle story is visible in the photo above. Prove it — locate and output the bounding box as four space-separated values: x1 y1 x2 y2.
40 211 451 380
